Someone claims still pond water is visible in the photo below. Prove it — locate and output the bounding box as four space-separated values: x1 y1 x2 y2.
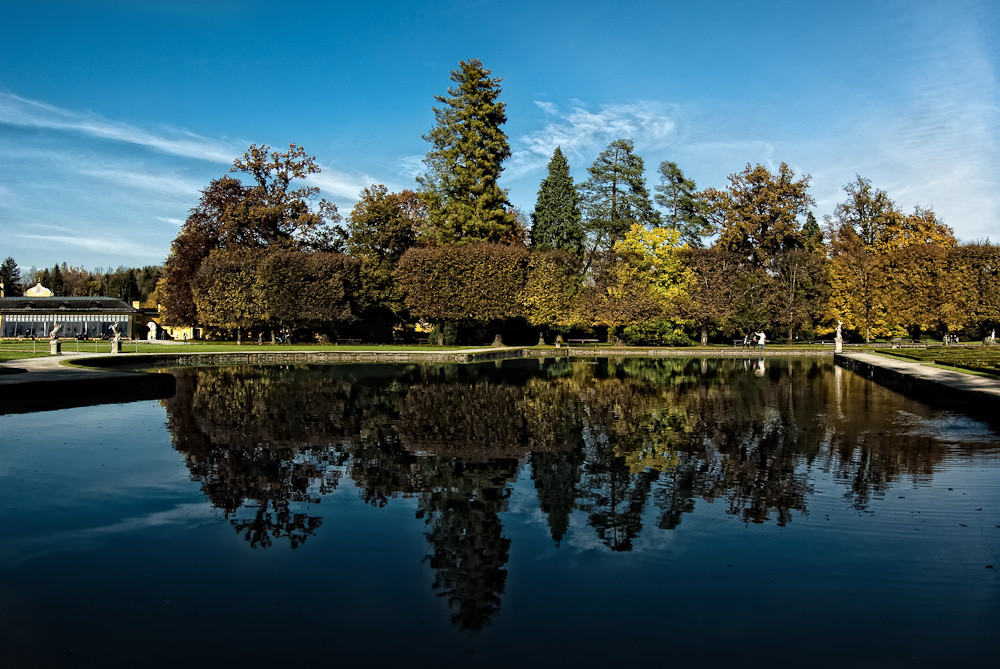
1 358 998 668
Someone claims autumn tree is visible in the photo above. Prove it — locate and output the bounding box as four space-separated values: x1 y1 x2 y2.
161 144 340 328
256 250 361 336
677 247 740 344
395 244 527 343
160 176 246 326
579 139 659 265
530 146 584 258
702 162 813 267
955 241 1000 337
522 249 581 330
230 143 341 251
771 249 827 343
654 161 710 247
192 248 263 343
417 59 518 244
343 186 424 338
699 162 816 339
881 208 960 335
574 225 688 344
825 177 956 341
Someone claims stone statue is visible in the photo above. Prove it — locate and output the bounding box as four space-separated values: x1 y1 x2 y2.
148 321 158 341
834 320 843 353
49 323 62 340
109 322 121 341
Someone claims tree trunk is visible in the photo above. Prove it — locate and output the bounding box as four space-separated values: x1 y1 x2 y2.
237 328 242 345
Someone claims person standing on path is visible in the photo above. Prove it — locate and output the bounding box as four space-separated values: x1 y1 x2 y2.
755 330 767 349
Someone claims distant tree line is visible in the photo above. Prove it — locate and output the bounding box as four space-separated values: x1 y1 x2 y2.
149 58 998 344
0 256 162 305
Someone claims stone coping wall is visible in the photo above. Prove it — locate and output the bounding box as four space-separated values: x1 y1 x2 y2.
71 346 834 372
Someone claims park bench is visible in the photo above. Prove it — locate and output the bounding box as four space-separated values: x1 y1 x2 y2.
568 338 600 347
336 338 361 345
890 337 927 348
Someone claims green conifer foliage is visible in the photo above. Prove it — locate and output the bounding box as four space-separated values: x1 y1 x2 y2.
530 147 584 258
417 59 518 244
580 139 659 259
0 257 23 296
654 161 710 247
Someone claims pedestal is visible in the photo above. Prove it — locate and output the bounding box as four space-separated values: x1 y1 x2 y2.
834 337 843 353
49 340 61 355
111 339 122 353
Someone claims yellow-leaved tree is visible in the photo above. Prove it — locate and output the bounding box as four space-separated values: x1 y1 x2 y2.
825 178 957 342
574 224 691 344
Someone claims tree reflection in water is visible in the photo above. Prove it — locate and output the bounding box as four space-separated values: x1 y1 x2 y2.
162 357 970 629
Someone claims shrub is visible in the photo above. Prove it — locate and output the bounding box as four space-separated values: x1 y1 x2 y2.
622 319 694 347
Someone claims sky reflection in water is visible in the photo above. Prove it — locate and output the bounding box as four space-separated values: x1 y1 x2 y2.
1 358 998 668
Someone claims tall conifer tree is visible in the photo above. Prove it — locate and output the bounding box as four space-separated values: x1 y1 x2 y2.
654 161 710 247
530 147 584 258
417 59 518 244
0 257 22 296
580 139 659 261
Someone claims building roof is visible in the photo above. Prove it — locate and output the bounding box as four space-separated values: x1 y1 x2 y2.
0 296 139 315
23 282 53 297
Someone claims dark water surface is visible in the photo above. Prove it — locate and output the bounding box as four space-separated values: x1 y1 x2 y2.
1 358 998 668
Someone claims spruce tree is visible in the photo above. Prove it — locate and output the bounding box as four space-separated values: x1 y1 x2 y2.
0 257 22 296
580 139 659 259
530 147 584 258
417 59 518 244
654 160 711 247
50 264 65 296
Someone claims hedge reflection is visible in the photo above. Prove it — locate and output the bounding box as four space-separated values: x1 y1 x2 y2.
162 357 969 628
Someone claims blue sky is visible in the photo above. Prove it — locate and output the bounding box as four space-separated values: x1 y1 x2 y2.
1 0 997 271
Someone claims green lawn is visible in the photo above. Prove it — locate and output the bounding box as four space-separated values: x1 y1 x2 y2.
0 350 51 361
877 346 1000 377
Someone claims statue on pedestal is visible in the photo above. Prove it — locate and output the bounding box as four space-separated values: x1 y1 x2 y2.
834 320 843 353
48 323 63 355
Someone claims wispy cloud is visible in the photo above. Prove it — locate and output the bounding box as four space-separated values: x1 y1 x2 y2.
0 92 239 163
508 100 681 178
308 163 378 202
397 155 426 180
14 234 164 259
0 502 216 569
534 100 558 115
156 216 185 226
808 28 999 239
79 168 205 199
